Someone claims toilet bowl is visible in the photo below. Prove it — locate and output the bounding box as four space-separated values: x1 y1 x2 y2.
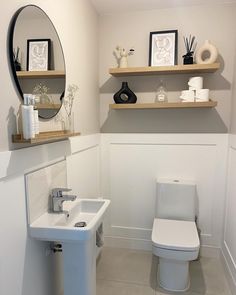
152 179 200 292
152 218 199 291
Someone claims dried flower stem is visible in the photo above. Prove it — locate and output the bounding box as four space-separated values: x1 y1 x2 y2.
63 84 79 117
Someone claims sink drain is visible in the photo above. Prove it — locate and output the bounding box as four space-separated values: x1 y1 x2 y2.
74 221 87 227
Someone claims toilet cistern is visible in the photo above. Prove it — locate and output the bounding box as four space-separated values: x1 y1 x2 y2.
51 188 77 213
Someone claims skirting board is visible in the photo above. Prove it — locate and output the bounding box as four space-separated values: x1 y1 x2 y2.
104 236 221 258
221 244 236 295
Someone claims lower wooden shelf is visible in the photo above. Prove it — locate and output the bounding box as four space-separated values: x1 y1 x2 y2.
110 100 217 110
12 130 80 145
35 103 61 110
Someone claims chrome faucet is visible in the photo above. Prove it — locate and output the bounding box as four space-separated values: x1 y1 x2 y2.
51 188 77 213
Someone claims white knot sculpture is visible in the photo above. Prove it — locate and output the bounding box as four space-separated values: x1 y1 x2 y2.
195 40 218 64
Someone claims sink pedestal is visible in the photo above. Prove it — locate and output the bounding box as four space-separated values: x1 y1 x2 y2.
62 235 96 295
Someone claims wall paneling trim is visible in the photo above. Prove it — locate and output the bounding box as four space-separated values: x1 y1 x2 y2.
101 134 228 253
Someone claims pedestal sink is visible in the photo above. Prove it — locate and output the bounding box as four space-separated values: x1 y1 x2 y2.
29 198 110 295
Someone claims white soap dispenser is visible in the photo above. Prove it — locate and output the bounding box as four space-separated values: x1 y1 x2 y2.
31 95 39 135
21 94 35 140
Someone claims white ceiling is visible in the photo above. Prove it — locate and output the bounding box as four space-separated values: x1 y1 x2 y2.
91 0 236 15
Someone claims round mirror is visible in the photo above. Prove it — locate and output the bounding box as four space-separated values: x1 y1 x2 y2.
9 5 66 119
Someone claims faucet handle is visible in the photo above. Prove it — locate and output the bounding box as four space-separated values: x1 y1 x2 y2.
51 188 72 197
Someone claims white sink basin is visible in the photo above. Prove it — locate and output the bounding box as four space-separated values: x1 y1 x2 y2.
29 198 110 242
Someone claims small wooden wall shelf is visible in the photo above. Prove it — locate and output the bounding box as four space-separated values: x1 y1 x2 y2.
109 63 220 77
12 131 80 145
110 100 217 110
36 103 61 110
16 70 65 79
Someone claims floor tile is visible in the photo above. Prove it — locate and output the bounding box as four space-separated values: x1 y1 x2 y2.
97 279 155 295
190 258 232 295
97 248 232 295
97 247 157 287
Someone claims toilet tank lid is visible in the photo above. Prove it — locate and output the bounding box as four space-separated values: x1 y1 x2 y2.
156 178 195 186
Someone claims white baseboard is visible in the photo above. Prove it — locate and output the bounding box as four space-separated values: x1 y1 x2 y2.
221 243 236 295
104 236 152 251
104 236 221 258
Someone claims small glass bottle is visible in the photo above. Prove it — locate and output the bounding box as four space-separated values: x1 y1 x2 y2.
155 80 168 103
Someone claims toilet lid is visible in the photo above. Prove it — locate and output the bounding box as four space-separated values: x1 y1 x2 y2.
152 218 200 251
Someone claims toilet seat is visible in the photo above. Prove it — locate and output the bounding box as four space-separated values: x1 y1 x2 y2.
152 218 200 252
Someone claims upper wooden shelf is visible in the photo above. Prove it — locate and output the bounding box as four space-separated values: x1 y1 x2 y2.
12 130 80 145
110 100 217 110
16 70 65 79
109 63 220 77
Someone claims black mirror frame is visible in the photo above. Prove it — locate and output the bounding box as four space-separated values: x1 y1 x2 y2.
8 4 66 119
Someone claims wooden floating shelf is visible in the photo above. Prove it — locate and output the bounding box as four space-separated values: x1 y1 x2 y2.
12 131 80 145
110 100 217 110
109 63 220 77
16 70 65 79
35 103 61 110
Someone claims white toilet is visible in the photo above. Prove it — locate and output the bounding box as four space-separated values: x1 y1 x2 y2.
152 179 200 292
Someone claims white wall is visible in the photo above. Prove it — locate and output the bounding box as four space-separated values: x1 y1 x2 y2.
101 133 228 253
0 0 99 151
99 3 236 133
230 52 236 134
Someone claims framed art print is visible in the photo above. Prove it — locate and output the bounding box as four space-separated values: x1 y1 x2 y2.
149 30 178 66
27 39 51 71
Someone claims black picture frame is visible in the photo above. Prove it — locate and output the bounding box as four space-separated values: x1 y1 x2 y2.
27 38 51 71
149 30 178 66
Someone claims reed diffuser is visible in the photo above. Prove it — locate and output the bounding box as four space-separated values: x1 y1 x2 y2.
13 47 21 71
182 35 197 65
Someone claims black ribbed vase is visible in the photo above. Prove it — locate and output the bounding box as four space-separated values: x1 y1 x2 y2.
113 82 137 104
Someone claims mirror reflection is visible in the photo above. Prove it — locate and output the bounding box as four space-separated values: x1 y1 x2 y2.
9 5 66 119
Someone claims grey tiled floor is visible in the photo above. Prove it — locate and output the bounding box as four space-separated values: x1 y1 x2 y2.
96 247 232 295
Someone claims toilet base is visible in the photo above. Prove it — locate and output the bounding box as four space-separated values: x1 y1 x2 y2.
158 257 190 292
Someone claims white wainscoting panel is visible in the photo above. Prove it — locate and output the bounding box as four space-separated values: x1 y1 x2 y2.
222 134 236 294
67 134 101 198
101 134 228 252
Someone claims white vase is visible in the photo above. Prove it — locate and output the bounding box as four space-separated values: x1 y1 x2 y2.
119 56 128 68
39 93 51 104
65 113 74 133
